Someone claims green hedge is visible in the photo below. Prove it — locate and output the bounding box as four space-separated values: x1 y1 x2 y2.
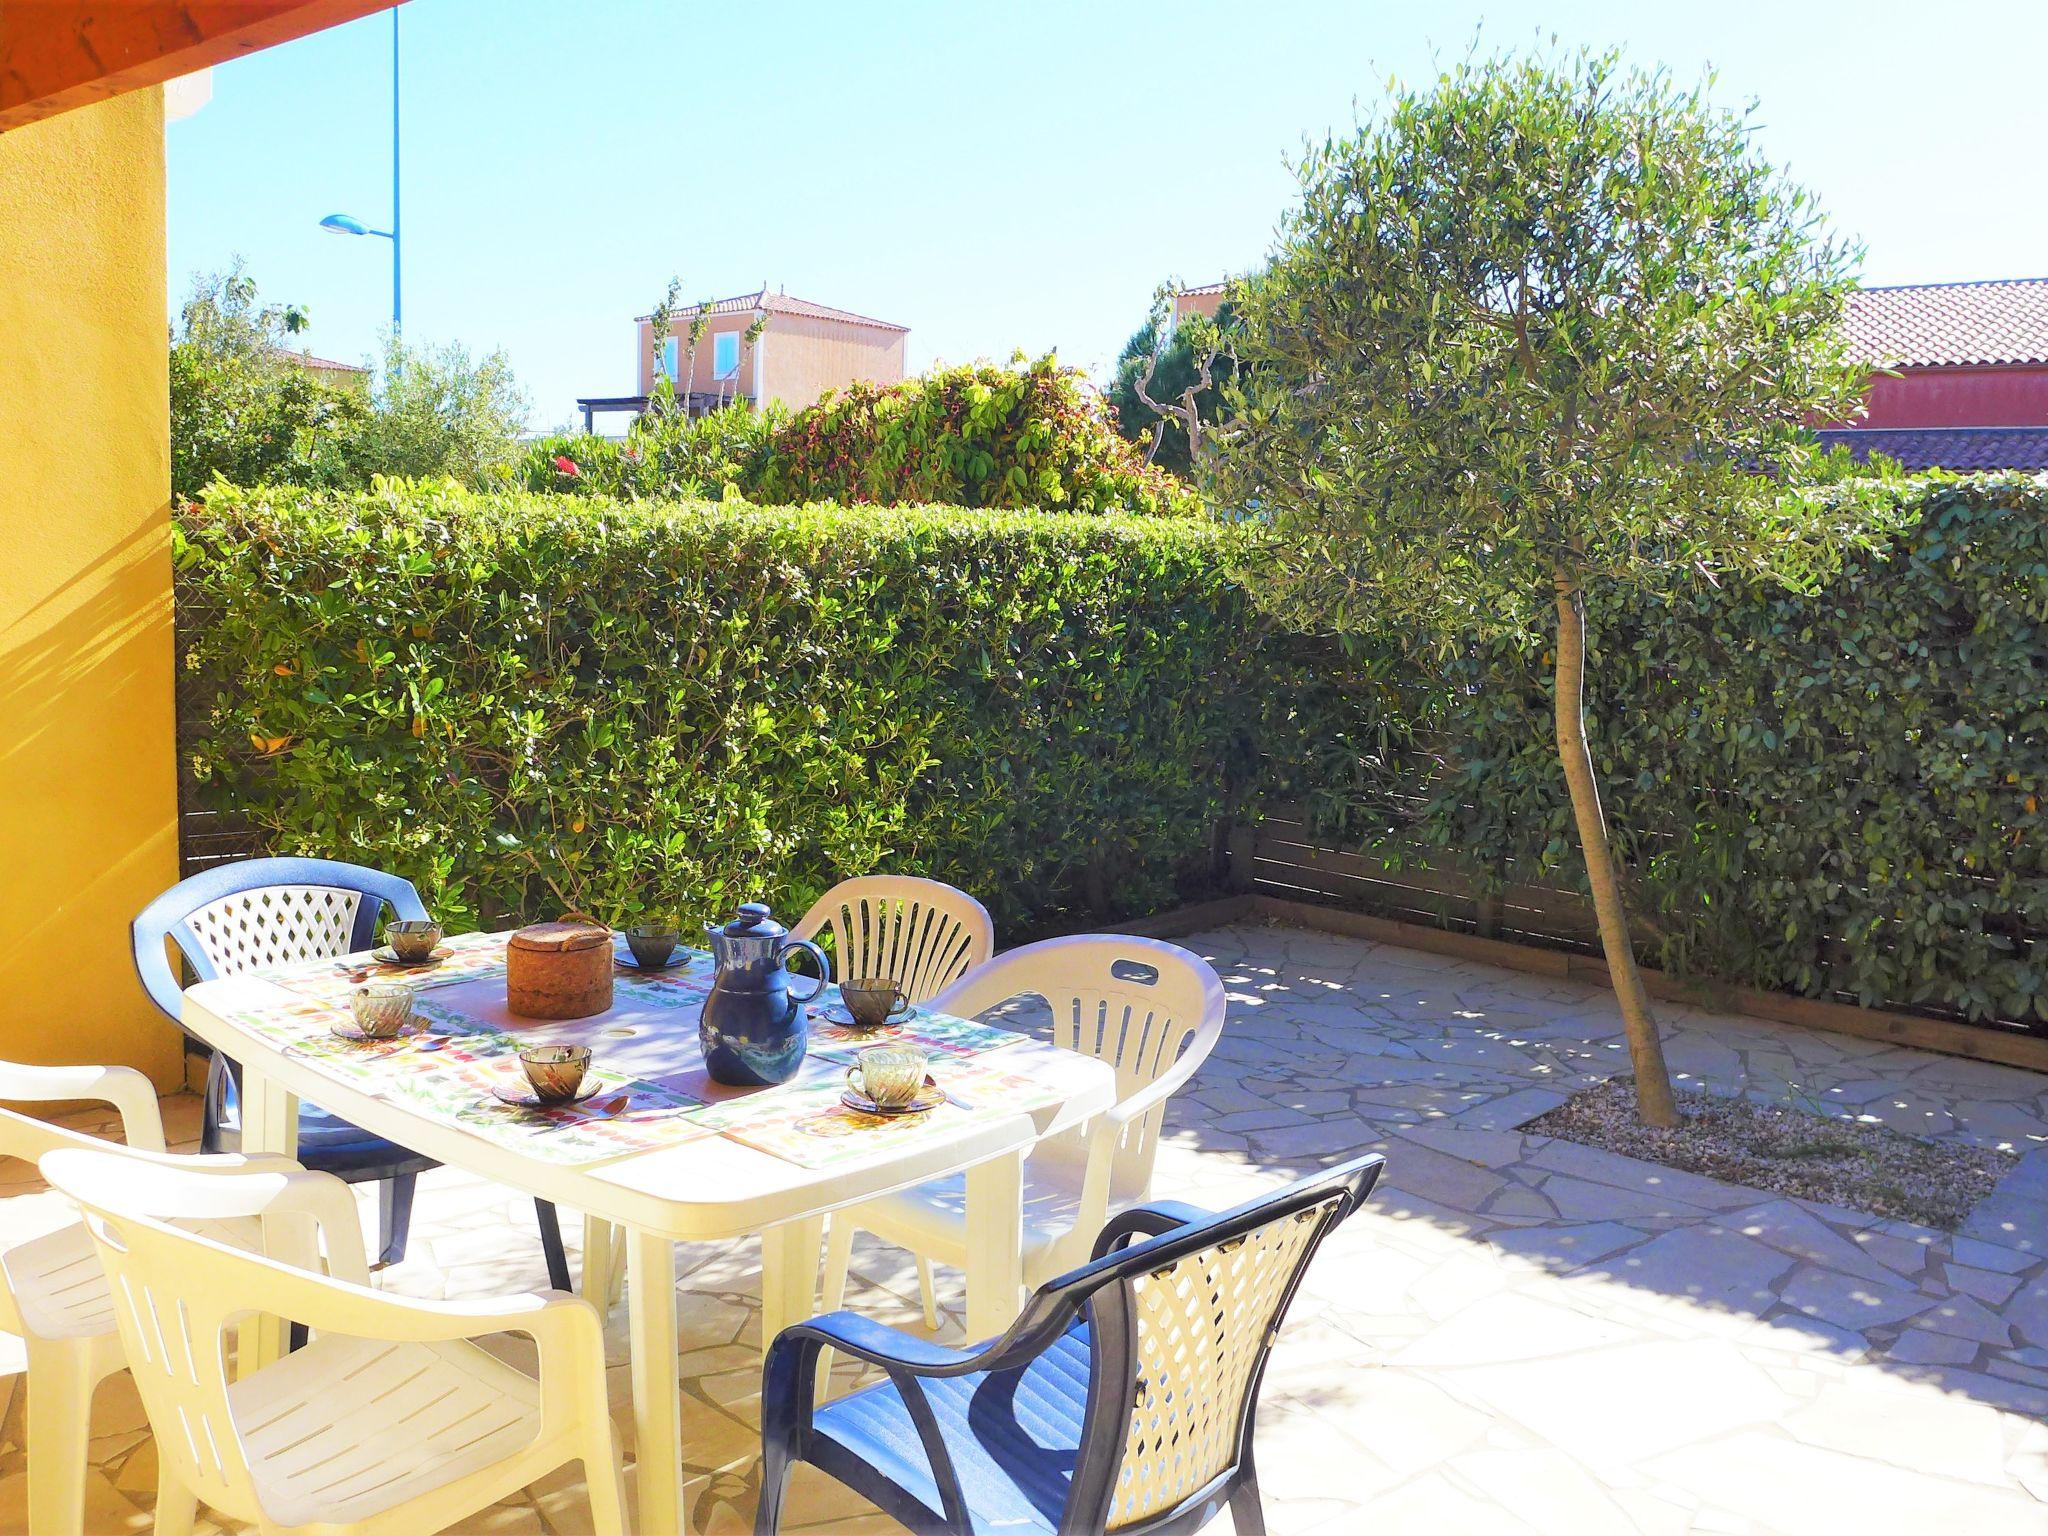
175 474 2048 1035
175 483 1259 934
1302 475 2048 1031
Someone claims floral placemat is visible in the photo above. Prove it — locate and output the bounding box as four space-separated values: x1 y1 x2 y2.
695 1050 1075 1169
255 929 515 1010
216 935 1072 1170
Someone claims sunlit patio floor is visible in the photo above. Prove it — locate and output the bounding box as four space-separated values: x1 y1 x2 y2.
3 916 2046 1533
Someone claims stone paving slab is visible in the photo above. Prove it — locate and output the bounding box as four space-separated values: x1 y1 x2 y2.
2 916 2046 1533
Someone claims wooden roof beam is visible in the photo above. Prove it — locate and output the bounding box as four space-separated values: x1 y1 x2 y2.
1 2 401 132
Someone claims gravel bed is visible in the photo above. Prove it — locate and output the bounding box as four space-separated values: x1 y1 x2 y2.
1522 1077 2017 1230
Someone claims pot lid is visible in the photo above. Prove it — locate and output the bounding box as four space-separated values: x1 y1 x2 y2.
714 901 787 941
509 915 611 953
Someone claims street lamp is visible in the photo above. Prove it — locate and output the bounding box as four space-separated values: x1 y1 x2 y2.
318 7 401 331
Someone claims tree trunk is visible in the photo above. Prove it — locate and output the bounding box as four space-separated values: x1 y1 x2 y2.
1553 581 1679 1128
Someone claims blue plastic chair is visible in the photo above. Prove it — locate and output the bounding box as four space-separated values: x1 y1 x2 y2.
756 1153 1384 1536
132 858 570 1285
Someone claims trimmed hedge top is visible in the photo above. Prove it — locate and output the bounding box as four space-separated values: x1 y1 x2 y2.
176 482 1255 933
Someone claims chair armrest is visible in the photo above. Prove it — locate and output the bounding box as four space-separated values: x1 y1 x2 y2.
1073 1053 1207 1236
291 1282 598 1346
1099 1052 1202 1134
1091 1200 1212 1259
765 1311 989 1530
0 1063 165 1152
774 1311 984 1375
40 1154 370 1284
124 1149 372 1285
772 1307 1065 1383
233 1162 373 1284
169 1151 303 1175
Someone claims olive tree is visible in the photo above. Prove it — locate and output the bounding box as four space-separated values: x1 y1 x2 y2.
1210 51 1867 1125
1111 280 1237 472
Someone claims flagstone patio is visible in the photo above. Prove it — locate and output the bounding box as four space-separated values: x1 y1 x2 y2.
2 916 2045 1533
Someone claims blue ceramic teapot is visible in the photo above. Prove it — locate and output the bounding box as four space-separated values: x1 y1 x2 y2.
699 903 829 1086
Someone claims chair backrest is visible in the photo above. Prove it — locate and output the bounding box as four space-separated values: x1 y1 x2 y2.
791 876 994 1006
1021 1155 1383 1536
131 857 429 1021
38 1150 363 1525
931 935 1226 1200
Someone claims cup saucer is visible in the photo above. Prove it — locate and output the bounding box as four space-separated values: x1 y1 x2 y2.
841 1075 945 1116
330 1019 416 1044
371 945 451 967
489 1079 606 1110
614 947 692 972
813 1002 913 1032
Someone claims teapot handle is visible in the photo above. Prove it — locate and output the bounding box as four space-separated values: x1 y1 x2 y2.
779 938 830 1003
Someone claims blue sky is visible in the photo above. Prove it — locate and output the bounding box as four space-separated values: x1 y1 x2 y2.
167 0 2048 430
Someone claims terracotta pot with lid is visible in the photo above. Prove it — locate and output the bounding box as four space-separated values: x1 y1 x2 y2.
506 913 614 1020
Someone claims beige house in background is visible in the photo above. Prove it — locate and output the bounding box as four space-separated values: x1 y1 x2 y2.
276 348 371 391
1174 280 1228 321
578 286 908 431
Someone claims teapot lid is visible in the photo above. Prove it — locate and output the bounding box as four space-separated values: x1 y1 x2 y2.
715 901 787 941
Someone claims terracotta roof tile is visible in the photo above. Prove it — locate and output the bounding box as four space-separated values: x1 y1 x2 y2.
633 288 907 332
1844 279 2048 368
1174 273 2048 369
1817 426 2048 472
270 347 368 373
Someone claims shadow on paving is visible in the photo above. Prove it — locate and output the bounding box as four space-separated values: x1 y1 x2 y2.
1094 919 2048 1432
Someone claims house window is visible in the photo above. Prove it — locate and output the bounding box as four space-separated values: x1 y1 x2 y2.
659 336 678 380
714 331 740 380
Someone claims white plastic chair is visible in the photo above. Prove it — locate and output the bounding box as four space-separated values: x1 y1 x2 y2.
791 875 996 1004
819 934 1227 1335
0 1060 360 1536
789 876 996 1325
41 1146 626 1536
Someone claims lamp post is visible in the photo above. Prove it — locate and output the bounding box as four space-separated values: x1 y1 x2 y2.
318 7 401 332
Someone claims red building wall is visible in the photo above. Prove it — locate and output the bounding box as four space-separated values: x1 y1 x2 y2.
1857 366 2048 428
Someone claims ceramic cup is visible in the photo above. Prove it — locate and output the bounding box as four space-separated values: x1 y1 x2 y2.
519 1044 592 1102
350 982 414 1039
845 1043 930 1109
839 977 910 1030
625 923 679 968
387 919 443 962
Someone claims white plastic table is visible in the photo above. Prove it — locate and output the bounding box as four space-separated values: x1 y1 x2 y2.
181 958 1115 1534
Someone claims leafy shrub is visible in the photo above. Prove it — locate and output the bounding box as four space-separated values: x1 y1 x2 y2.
171 266 369 499
343 337 530 487
172 266 529 500
515 404 783 501
176 483 1256 934
1292 476 2048 1032
519 355 1195 516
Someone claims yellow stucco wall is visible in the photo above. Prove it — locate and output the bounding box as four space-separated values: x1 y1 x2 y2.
0 89 183 1085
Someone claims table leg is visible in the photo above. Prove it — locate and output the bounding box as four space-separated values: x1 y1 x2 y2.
626 1229 682 1534
964 1150 1026 1343
759 1217 824 1344
239 1069 299 1372
581 1214 614 1309
241 1068 300 1159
